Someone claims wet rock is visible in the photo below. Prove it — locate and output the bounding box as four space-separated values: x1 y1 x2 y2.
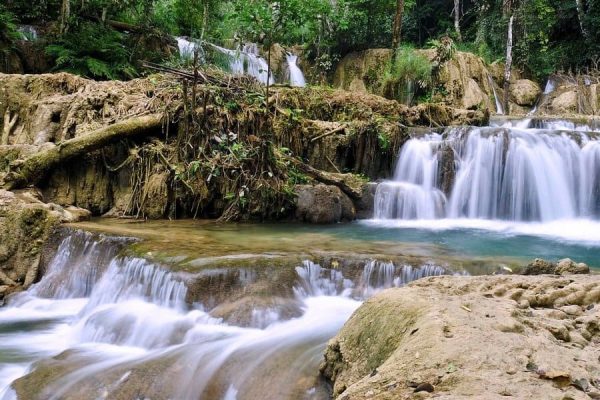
354 182 377 219
556 258 590 275
521 258 557 275
510 79 542 107
414 383 434 393
295 184 355 224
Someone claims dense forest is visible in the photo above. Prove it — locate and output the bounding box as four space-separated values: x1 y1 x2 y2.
1 0 600 82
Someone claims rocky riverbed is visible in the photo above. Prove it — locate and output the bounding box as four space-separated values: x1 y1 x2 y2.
321 273 600 399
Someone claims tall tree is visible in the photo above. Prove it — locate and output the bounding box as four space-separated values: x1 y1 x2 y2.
503 14 514 113
391 0 405 64
59 0 70 33
575 0 589 39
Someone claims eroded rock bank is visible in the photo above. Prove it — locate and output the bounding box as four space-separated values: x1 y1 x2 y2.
321 274 600 399
334 49 541 115
0 72 486 222
0 189 92 301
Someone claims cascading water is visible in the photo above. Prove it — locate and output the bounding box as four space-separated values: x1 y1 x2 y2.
375 119 600 224
176 39 274 85
488 75 504 115
175 37 201 60
211 43 274 85
286 53 306 87
0 232 456 399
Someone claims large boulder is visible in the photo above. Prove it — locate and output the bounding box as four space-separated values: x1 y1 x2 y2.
550 90 578 114
295 184 355 224
510 79 542 107
321 274 600 399
556 258 590 275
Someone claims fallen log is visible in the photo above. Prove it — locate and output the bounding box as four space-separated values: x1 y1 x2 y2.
3 114 163 190
283 154 363 200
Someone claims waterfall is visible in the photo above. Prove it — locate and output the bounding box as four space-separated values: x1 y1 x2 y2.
488 75 504 115
18 25 38 41
374 121 600 222
176 37 201 60
0 232 455 399
528 77 557 115
176 39 271 83
286 53 306 87
208 43 274 85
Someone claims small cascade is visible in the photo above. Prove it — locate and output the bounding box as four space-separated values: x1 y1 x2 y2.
528 77 557 115
294 261 352 297
176 37 202 60
209 43 274 85
488 75 504 115
286 53 306 87
0 232 457 399
357 261 450 297
375 122 600 222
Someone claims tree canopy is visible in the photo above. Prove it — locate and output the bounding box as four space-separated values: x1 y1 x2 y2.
1 0 599 81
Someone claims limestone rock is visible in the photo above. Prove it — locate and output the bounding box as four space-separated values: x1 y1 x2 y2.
556 258 590 275
0 189 59 298
295 184 355 224
550 91 578 114
321 275 600 399
510 79 542 106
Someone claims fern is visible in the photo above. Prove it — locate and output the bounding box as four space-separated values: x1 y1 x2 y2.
45 22 138 80
0 5 21 45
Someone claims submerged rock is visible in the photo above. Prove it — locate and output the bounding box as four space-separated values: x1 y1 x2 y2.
320 274 600 399
295 184 355 224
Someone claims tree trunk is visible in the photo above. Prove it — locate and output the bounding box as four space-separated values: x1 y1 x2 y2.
391 0 405 66
200 0 209 40
576 0 589 39
59 0 70 34
503 15 514 114
454 0 462 41
3 114 163 190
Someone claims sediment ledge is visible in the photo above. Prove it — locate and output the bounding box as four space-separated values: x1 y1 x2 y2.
321 274 600 399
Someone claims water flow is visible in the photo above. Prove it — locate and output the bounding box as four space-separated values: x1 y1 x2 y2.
211 43 274 85
286 53 306 87
0 234 452 399
488 75 504 115
375 121 600 222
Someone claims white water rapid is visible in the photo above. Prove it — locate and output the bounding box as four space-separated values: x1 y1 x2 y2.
286 53 306 87
373 118 600 242
0 231 453 399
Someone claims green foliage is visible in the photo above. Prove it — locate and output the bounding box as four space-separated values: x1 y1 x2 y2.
45 22 137 80
382 46 432 104
0 5 21 45
391 46 432 86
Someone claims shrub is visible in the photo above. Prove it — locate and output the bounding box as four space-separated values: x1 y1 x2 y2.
383 45 432 105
